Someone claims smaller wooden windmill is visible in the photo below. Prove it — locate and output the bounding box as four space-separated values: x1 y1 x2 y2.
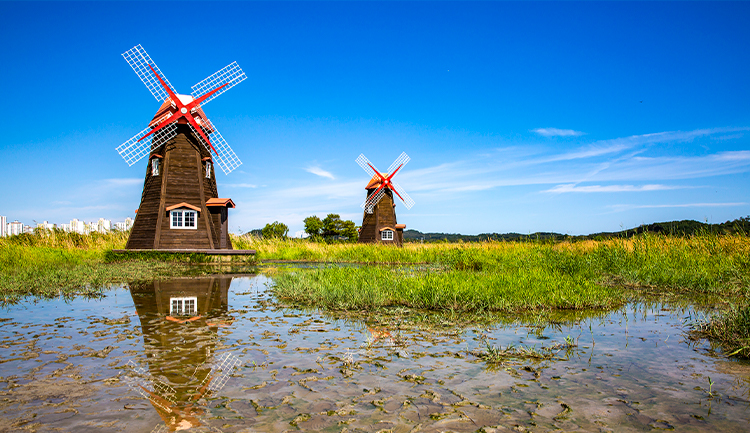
356 152 415 246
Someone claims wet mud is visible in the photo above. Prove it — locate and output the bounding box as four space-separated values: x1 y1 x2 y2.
0 274 748 432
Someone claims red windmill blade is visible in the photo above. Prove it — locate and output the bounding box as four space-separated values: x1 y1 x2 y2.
356 152 415 213
116 44 245 174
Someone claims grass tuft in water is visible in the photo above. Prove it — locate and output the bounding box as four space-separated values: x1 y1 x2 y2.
272 265 624 312
690 304 750 358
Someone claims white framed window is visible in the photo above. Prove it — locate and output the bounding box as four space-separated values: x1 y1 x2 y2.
205 162 212 179
381 230 394 241
151 158 160 176
170 210 197 229
170 296 197 316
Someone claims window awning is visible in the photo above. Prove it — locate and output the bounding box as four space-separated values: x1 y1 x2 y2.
206 198 236 208
379 226 394 232
166 202 201 212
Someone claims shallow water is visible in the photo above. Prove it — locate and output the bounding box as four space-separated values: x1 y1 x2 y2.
0 274 748 432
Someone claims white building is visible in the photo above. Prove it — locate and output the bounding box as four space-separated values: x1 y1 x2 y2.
0 216 6 237
68 219 87 234
37 221 56 231
114 217 134 231
7 221 24 236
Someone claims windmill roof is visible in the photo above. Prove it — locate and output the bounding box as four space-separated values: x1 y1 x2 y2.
365 174 388 189
148 94 213 132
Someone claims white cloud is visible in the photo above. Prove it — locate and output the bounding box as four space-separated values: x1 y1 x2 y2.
305 166 335 180
712 150 750 161
104 178 142 187
543 184 684 194
532 128 585 137
293 230 310 239
610 202 748 212
222 183 257 188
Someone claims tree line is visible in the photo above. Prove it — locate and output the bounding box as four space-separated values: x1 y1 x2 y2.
256 214 359 241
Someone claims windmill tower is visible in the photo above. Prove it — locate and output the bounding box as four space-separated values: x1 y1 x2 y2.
356 152 415 246
117 45 246 250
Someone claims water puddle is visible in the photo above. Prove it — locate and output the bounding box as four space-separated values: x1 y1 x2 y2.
0 274 748 432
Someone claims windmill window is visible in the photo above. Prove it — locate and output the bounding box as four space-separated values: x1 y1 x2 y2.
170 296 197 316
151 158 160 176
206 163 212 179
381 230 394 241
170 210 197 229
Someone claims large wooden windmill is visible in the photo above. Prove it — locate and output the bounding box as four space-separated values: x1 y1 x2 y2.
117 45 245 250
356 152 415 246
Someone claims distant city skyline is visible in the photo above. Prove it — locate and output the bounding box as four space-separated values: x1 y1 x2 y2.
2 2 748 236
0 215 133 236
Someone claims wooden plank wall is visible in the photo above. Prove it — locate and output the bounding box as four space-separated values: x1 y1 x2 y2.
126 125 237 250
358 190 400 245
158 132 214 249
126 152 164 249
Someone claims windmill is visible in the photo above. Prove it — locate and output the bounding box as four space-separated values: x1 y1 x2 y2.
356 152 414 246
116 45 246 250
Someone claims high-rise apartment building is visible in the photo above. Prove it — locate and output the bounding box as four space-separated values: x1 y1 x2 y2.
0 216 6 237
8 221 24 236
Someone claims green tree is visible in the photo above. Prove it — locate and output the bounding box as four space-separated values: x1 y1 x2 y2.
341 220 359 241
322 214 344 238
262 221 288 239
303 216 324 239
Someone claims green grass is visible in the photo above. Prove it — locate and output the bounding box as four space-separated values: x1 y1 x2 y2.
272 264 624 312
690 304 750 358
3 230 749 358
0 230 244 304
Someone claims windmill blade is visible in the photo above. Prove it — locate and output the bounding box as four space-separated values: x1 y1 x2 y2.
116 121 177 166
203 352 241 392
122 45 176 102
390 181 415 209
356 154 379 178
387 152 410 177
361 187 386 214
191 62 247 106
123 360 177 413
188 122 242 175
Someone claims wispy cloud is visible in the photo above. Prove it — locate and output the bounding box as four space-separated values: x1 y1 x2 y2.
543 184 685 194
305 165 335 180
104 178 142 187
610 202 747 212
532 128 584 137
712 150 750 161
222 183 257 188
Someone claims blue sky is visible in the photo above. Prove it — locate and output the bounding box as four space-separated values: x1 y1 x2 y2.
1 1 748 236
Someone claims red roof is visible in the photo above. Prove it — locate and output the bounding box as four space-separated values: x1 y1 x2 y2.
206 198 235 208
165 202 201 212
148 96 214 134
365 174 388 189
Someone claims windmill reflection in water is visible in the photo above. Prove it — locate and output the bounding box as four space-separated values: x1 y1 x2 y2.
123 276 241 432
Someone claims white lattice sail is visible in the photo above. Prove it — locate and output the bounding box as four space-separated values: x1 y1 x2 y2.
191 62 247 106
188 122 242 175
116 121 177 166
122 45 176 103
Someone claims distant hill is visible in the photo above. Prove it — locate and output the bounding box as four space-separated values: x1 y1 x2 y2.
403 216 750 243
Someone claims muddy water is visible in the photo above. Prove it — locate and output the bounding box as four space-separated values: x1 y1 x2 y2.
0 275 748 432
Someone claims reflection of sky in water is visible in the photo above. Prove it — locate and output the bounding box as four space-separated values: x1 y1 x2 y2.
0 274 748 432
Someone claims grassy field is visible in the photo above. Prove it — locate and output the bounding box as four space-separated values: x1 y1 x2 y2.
0 230 222 304
2 230 748 357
